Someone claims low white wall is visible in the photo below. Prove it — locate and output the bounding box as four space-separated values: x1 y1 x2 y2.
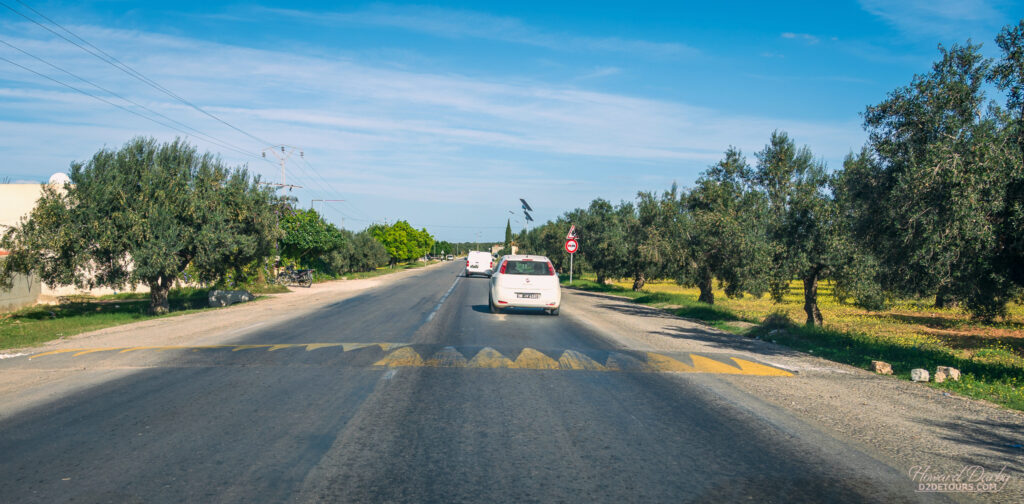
0 271 41 312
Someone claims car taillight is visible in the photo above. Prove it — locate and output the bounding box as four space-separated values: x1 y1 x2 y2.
490 261 493 268
499 262 507 274
466 260 469 266
548 262 556 275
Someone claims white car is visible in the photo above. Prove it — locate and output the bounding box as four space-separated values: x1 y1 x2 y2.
488 254 561 315
465 250 494 277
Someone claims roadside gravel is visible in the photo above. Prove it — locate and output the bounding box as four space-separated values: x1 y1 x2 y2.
564 289 1024 503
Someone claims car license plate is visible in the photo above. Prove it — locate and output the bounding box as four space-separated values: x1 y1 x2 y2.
516 293 540 299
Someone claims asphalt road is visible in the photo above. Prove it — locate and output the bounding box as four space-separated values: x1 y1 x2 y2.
0 261 948 503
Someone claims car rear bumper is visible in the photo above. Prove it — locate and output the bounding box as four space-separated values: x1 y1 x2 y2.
492 288 560 309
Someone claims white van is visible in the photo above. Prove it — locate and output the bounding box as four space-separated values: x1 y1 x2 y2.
465 251 494 277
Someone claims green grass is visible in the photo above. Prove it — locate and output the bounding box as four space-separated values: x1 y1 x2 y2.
0 261 442 351
0 288 218 351
564 275 1024 412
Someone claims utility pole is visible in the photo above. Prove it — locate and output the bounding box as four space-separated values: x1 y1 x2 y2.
260 145 303 191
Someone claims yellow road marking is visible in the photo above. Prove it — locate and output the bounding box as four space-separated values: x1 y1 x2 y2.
731 357 794 376
511 348 560 369
557 349 606 371
373 346 424 367
425 346 468 367
24 342 793 376
304 343 343 351
29 348 81 359
645 352 696 372
71 348 119 357
688 354 745 374
605 352 654 372
468 347 514 368
231 345 274 352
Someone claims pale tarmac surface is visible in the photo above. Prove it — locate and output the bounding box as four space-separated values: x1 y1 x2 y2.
0 261 961 502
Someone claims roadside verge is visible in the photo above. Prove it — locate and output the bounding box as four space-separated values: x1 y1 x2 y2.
563 288 1024 503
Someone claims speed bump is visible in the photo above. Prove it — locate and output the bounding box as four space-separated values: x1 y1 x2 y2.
26 343 793 376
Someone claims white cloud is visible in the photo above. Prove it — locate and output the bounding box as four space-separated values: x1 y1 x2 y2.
858 0 1007 37
268 5 698 58
781 32 820 44
0 22 864 237
575 66 622 80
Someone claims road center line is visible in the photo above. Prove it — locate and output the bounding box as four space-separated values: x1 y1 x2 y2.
424 276 461 323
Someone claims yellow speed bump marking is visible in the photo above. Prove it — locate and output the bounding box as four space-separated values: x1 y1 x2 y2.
304 343 342 351
468 347 514 368
511 348 560 369
558 349 607 371
371 347 792 376
425 346 469 367
730 357 794 377
374 346 424 367
24 343 793 376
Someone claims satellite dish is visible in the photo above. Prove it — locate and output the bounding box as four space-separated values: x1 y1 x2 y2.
48 173 71 186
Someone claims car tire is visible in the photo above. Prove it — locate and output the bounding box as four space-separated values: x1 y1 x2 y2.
550 307 560 316
489 292 501 314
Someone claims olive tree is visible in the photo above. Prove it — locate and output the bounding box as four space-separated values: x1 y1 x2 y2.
754 131 848 326
857 43 1018 318
0 137 282 314
681 148 771 304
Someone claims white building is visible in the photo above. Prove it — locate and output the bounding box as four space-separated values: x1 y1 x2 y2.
0 176 147 309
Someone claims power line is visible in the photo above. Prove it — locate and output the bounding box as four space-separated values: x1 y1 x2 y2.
1 0 273 146
299 157 371 220
3 0 361 219
0 54 221 140
0 37 267 162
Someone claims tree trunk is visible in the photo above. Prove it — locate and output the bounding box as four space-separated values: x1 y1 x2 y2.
803 273 823 326
935 286 958 309
148 275 171 315
632 271 646 291
596 274 607 285
697 270 714 305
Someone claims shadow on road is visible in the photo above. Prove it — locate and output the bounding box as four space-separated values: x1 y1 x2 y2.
570 290 804 358
470 304 552 316
918 416 1024 471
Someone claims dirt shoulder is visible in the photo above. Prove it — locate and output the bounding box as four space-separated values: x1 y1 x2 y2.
564 289 1024 503
4 263 444 354
0 262 446 417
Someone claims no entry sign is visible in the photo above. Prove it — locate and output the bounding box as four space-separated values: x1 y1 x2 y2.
565 238 578 254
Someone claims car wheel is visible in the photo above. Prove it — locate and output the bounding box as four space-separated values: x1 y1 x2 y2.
550 307 560 316
489 293 501 314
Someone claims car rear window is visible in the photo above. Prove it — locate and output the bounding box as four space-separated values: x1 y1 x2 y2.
504 260 551 275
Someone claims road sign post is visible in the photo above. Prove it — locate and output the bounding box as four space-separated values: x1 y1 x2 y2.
565 236 578 285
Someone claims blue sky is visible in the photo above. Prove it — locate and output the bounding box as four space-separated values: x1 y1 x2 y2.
1 1 1020 241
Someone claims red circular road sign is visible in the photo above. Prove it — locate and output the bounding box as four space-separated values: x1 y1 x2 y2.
565 238 578 254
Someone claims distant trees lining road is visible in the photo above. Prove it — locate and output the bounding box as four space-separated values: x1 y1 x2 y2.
0 139 433 313
517 21 1024 324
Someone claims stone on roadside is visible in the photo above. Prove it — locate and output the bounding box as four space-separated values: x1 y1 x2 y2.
871 360 893 375
208 290 254 308
911 368 930 382
935 366 960 383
